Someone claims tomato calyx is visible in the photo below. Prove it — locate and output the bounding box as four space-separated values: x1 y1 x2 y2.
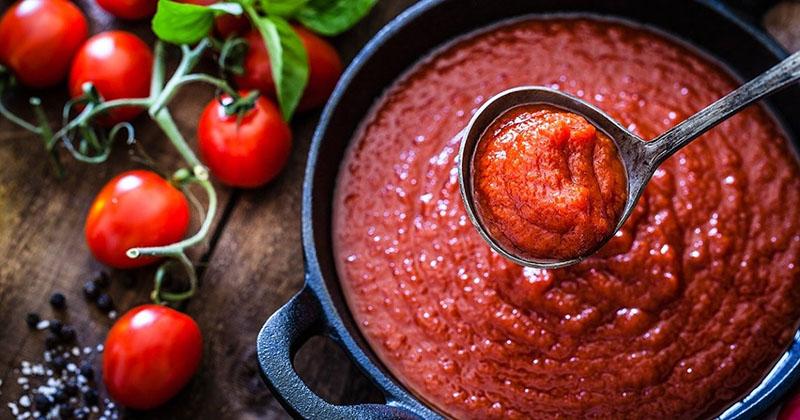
221 90 260 118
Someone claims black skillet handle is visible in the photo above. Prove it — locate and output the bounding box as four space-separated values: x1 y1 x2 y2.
256 288 420 419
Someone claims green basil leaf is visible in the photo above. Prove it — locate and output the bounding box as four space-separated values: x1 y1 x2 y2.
252 15 309 119
152 0 214 44
259 0 309 16
296 0 378 36
152 0 242 45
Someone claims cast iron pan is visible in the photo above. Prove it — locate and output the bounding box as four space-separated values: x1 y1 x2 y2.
256 0 800 418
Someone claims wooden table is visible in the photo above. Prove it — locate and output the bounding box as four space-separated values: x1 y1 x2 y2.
0 1 797 418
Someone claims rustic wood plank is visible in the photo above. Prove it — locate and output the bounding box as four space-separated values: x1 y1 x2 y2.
0 1 798 419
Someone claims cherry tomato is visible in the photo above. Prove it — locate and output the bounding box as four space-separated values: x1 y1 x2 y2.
96 0 156 20
235 26 343 111
198 93 292 187
0 0 88 88
780 391 800 420
85 170 190 269
103 305 202 410
176 0 248 37
69 31 153 125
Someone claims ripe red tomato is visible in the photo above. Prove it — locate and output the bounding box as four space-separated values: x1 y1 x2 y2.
69 31 153 125
235 26 343 111
96 0 156 20
198 93 292 188
85 170 190 269
0 0 88 88
176 0 248 37
103 305 202 410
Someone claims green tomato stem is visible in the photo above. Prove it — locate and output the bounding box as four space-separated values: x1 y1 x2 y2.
29 98 63 176
127 177 217 260
151 108 202 168
150 41 167 98
149 39 211 115
150 252 198 304
0 98 41 133
50 97 152 149
173 73 239 97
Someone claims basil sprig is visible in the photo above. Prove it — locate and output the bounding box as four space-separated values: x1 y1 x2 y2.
152 1 243 45
248 13 308 119
151 0 378 120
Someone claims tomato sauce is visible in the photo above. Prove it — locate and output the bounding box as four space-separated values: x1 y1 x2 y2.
333 18 800 419
473 105 627 261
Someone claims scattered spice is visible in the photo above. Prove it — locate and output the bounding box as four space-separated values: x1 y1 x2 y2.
49 293 66 310
25 313 41 330
82 281 99 300
93 272 110 288
6 282 124 419
95 294 113 313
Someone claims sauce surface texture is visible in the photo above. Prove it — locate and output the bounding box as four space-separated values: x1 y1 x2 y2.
333 18 800 419
473 105 627 261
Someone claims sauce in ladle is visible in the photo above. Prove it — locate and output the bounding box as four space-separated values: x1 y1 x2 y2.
473 105 626 261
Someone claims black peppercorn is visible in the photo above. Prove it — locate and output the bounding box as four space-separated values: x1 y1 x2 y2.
50 355 66 370
82 280 99 300
59 325 76 342
25 312 41 329
52 389 68 403
63 380 79 396
94 271 110 288
96 293 114 312
45 334 60 349
58 404 73 419
48 319 63 335
83 388 98 406
33 393 51 410
49 292 66 309
79 362 94 380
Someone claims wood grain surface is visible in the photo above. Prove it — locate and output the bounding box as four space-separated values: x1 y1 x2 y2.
0 1 797 419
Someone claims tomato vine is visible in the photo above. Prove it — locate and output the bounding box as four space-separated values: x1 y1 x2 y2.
0 38 244 305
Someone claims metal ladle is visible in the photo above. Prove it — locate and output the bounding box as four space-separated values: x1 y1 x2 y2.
458 50 800 269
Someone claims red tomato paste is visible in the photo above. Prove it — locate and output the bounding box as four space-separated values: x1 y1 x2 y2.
473 105 627 261
333 18 800 419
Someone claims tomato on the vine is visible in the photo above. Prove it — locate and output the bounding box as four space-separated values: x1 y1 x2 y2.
103 305 203 410
235 26 343 112
0 0 88 88
85 170 190 269
198 93 292 188
69 31 153 125
96 0 156 20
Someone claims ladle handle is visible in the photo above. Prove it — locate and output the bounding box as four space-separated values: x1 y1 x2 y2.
647 50 800 165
